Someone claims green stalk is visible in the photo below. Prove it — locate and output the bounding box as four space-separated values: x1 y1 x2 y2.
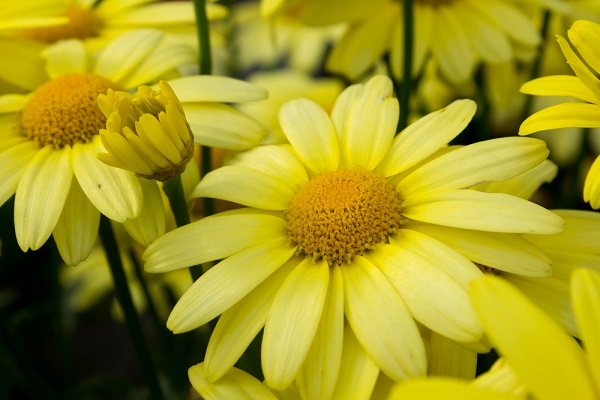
398 0 414 131
162 175 204 281
98 216 165 400
192 0 215 218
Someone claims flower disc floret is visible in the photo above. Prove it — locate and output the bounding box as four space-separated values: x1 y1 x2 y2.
286 169 403 265
20 73 119 148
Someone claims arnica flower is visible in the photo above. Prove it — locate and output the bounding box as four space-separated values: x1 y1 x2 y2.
144 75 563 393
520 19 600 209
97 81 194 181
295 0 542 83
0 29 266 267
388 269 600 400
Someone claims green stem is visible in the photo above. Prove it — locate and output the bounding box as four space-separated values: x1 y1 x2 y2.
399 0 414 131
162 175 204 281
98 216 165 400
192 0 212 76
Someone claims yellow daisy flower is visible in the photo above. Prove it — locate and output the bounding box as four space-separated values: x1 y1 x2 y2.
519 19 600 208
388 268 600 400
296 0 543 83
144 75 563 392
0 29 267 266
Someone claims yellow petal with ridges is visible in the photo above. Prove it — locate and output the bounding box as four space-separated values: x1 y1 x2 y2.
569 20 600 76
135 114 181 164
519 102 600 135
15 145 72 251
144 210 288 272
280 98 339 174
520 75 597 104
52 179 99 266
262 259 329 390
167 237 295 333
388 377 518 400
428 332 477 379
204 257 299 382
0 140 39 207
571 268 600 393
432 6 473 84
192 166 296 210
376 99 476 177
168 75 268 103
402 189 565 234
556 35 600 102
471 275 596 400
341 256 426 380
122 179 164 247
397 137 548 197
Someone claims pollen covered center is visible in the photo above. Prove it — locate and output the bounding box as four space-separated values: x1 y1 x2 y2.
286 169 403 265
21 73 120 148
20 5 102 43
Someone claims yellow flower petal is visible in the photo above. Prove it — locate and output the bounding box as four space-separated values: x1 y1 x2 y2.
168 75 268 103
297 266 344 400
52 179 99 266
41 39 87 79
471 275 597 400
204 257 299 382
167 237 295 333
584 155 600 209
72 137 143 222
144 210 288 273
0 141 39 206
341 256 426 380
192 165 296 210
569 20 600 76
519 102 600 135
556 35 600 102
520 75 597 104
397 137 549 197
262 259 329 390
376 99 476 177
188 363 278 400
15 145 72 251
428 332 477 379
122 179 165 247
571 268 600 392
0 93 29 113
432 6 474 84
0 38 47 90
402 189 565 234
330 325 380 400
388 377 519 400
279 98 339 174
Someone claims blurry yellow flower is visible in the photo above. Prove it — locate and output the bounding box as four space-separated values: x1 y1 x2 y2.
520 19 600 208
388 269 600 400
144 75 563 392
0 0 67 32
97 81 194 181
298 0 543 83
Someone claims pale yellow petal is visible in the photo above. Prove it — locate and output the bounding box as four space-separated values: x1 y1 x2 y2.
471 275 596 400
556 35 600 102
428 332 477 379
330 325 379 400
192 166 295 210
519 102 600 135
122 179 165 247
369 239 483 343
520 76 598 104
144 210 288 273
0 141 39 206
0 38 47 90
52 179 99 266
167 237 295 333
432 6 474 84
584 155 600 209
41 39 87 79
402 189 565 234
262 259 329 390
169 75 268 103
341 256 426 380
569 20 600 76
204 257 299 382
397 137 549 197
376 99 476 177
297 266 344 400
279 98 339 174
15 146 72 251
184 103 267 150
0 94 29 113
571 268 600 392
72 138 143 222
388 377 519 400
188 363 278 400
406 224 552 277
104 2 195 26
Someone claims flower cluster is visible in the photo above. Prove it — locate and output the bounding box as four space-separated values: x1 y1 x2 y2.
1 1 600 400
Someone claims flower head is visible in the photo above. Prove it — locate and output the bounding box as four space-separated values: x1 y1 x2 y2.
520 19 600 208
144 75 563 391
98 81 195 181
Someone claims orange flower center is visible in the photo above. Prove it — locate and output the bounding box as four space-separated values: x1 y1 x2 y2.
21 73 120 148
20 4 102 43
286 169 403 265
